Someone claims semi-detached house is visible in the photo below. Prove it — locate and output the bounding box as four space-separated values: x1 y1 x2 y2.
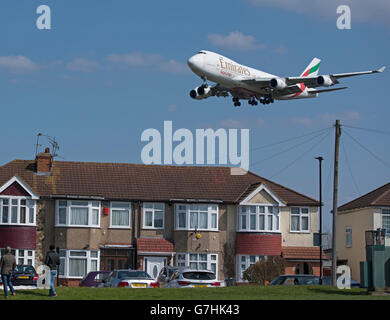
0 148 327 286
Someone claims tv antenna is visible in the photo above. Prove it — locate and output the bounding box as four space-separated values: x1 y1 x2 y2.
34 133 63 159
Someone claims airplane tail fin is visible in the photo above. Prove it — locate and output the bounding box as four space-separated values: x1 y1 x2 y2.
301 58 321 77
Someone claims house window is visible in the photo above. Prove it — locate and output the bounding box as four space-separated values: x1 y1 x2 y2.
0 198 36 226
290 207 310 232
56 200 100 227
238 206 279 232
176 253 218 276
175 204 218 231
382 209 390 234
0 249 35 266
110 202 131 228
346 227 352 247
143 203 164 229
59 250 99 278
237 255 263 281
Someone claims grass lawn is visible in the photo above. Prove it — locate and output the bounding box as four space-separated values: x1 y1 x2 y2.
3 285 390 300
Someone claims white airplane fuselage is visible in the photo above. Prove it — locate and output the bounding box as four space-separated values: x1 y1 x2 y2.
187 50 317 100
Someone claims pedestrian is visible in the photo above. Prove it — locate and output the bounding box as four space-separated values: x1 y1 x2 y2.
45 244 60 297
0 246 16 299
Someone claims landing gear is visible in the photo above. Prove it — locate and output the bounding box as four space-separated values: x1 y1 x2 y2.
232 97 241 107
248 97 258 106
259 95 274 105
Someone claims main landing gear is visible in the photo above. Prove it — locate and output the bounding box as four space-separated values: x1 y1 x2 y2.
232 97 241 107
248 97 258 106
259 95 274 105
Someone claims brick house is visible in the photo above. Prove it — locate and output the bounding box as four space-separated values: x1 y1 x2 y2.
0 148 327 286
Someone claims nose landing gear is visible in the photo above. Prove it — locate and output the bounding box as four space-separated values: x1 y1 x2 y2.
232 97 241 107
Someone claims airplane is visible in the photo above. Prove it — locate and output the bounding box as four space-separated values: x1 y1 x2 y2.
187 50 385 107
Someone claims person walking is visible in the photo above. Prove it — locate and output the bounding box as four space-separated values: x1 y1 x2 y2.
0 246 16 299
45 244 60 297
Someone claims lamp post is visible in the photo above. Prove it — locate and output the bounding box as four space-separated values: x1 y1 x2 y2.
315 156 324 284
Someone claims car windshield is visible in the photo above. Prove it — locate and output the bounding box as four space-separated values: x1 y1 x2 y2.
270 276 284 285
118 271 151 280
183 272 216 280
14 265 35 274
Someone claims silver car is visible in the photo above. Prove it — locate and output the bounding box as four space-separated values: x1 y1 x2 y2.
101 269 158 288
164 268 220 288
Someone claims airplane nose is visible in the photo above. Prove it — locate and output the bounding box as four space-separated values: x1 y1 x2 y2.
187 54 203 71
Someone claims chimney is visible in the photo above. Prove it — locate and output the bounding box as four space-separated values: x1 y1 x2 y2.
36 147 53 174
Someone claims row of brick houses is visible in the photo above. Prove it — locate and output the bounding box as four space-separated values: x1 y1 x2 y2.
0 148 327 286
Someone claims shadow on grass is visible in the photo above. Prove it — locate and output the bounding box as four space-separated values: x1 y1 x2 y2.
15 290 49 298
308 287 367 296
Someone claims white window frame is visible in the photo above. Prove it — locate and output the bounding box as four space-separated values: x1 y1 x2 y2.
382 209 390 234
237 255 263 282
176 252 218 277
345 227 352 247
0 196 36 226
0 249 35 267
55 200 100 228
109 202 131 229
237 205 280 232
59 249 100 279
174 204 218 231
142 202 165 229
290 207 310 233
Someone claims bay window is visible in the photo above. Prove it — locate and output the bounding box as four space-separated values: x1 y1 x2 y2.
175 204 218 231
110 202 131 228
238 206 279 232
56 200 100 227
176 253 218 276
290 207 310 232
0 197 36 225
143 203 164 229
59 250 99 278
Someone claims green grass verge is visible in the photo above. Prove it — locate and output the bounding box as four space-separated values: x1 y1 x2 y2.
2 285 390 300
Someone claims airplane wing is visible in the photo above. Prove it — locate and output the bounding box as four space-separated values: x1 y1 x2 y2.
286 66 386 88
307 86 348 94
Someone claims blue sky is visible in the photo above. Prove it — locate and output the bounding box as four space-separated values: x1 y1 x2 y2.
1 0 389 237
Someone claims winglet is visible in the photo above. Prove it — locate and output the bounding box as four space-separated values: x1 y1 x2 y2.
377 66 386 73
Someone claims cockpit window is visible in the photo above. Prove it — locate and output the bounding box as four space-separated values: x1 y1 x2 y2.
197 51 206 54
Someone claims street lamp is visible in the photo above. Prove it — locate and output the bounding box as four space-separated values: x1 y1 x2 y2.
315 156 324 284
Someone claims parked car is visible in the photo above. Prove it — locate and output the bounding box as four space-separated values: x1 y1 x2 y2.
164 268 220 288
269 274 320 286
100 269 158 288
157 266 180 288
11 265 39 286
321 276 361 288
79 270 111 287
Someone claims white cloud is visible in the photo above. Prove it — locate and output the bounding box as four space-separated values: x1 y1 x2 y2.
107 53 161 67
0 55 38 73
67 58 99 72
107 52 188 74
248 0 390 26
292 117 315 126
208 31 266 51
289 110 361 127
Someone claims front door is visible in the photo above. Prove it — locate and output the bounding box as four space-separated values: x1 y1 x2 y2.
105 257 128 271
144 257 166 280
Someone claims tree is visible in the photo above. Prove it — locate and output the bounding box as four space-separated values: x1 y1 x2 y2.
242 256 286 285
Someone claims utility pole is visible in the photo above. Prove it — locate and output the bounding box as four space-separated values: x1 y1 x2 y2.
315 156 324 284
331 120 341 286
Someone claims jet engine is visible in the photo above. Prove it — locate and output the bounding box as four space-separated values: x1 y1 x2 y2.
189 86 212 100
317 75 334 87
270 78 288 90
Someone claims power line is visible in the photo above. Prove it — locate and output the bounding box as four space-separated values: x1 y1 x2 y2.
343 129 390 170
251 129 331 168
341 136 361 195
342 124 390 136
250 126 332 152
269 130 331 179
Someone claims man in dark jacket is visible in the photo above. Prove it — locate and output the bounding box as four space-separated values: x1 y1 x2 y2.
0 246 16 298
45 244 60 297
